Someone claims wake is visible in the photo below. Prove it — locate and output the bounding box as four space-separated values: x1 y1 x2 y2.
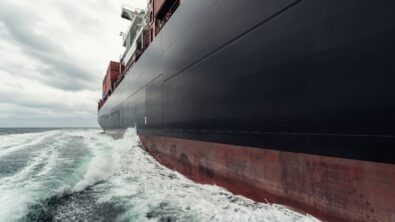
0 128 320 222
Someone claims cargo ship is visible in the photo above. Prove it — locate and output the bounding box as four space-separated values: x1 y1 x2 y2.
98 1 395 221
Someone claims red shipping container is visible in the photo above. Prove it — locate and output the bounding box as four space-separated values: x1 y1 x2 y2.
102 61 120 98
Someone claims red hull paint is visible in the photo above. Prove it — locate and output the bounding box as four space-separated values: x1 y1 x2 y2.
139 134 395 222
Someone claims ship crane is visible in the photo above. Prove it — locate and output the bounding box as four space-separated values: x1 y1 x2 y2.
120 5 147 72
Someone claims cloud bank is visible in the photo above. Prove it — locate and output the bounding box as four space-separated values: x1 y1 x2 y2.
0 0 147 127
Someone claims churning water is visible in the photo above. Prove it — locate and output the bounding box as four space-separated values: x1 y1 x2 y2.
0 128 320 222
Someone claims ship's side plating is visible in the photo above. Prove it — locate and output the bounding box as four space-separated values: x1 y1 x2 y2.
99 1 395 221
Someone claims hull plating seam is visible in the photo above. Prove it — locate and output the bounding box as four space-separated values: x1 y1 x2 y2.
138 129 395 164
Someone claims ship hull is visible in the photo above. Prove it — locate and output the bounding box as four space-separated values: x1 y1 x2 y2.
140 134 395 222
98 0 395 221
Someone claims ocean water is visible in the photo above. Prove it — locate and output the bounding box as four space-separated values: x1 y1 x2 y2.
0 128 320 222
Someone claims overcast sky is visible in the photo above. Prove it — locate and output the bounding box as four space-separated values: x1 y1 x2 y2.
0 0 147 127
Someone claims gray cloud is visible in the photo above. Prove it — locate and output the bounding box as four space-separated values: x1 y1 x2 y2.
0 0 147 127
0 1 94 91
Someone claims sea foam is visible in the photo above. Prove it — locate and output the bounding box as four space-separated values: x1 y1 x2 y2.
0 128 320 222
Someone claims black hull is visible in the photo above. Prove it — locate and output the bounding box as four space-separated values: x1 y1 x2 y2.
98 1 395 220
99 0 395 164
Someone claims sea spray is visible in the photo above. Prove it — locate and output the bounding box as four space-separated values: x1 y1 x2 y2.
0 128 320 222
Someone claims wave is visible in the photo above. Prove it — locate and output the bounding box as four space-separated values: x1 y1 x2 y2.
96 128 320 222
0 129 93 221
0 130 60 158
0 128 320 222
71 130 117 193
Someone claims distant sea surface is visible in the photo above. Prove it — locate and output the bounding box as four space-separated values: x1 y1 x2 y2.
0 128 61 136
0 128 319 222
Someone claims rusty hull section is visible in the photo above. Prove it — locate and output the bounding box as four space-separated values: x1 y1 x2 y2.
139 134 395 222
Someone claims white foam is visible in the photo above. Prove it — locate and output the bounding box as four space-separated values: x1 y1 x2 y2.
0 128 321 222
36 149 59 177
0 188 34 221
0 150 50 221
0 130 72 221
98 128 321 222
71 130 116 192
0 130 59 158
